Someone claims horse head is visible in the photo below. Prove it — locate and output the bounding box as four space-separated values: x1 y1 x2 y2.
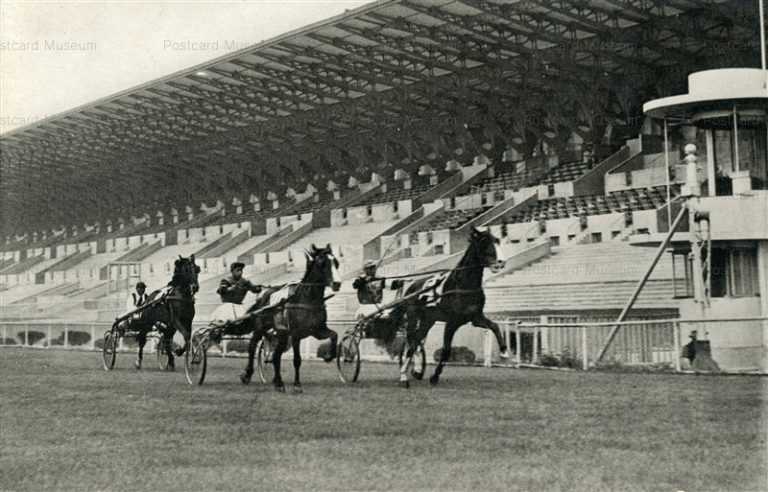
174 254 200 295
304 243 341 292
469 227 505 273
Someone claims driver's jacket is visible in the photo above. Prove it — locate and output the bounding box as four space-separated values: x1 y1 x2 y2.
352 275 385 305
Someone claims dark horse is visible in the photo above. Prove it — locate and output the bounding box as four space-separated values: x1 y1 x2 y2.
118 255 200 370
395 227 509 387
240 244 341 392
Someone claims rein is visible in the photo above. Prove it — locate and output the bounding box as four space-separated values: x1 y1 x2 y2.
375 263 488 281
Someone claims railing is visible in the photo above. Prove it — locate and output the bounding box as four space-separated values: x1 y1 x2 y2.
2 317 766 374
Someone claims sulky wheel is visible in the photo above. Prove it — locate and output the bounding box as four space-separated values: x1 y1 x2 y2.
336 334 361 383
256 336 277 384
185 331 208 385
398 341 426 380
102 328 118 371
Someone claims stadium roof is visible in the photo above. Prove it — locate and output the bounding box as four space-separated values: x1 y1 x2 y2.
0 0 763 234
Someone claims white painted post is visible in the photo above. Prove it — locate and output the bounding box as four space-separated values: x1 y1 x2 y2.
504 319 511 363
63 324 69 349
483 331 492 367
673 321 681 373
532 327 539 364
47 324 52 349
581 325 589 370
540 315 549 354
222 340 227 358
90 325 96 350
515 325 522 368
24 324 29 347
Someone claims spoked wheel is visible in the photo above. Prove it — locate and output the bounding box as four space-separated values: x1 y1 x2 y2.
336 334 361 383
256 336 277 384
102 328 118 371
156 337 171 371
185 332 208 385
399 341 426 380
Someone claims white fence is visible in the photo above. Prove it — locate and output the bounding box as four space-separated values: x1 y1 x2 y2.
1 317 766 374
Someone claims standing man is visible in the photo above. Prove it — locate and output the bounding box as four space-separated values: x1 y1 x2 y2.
210 262 263 325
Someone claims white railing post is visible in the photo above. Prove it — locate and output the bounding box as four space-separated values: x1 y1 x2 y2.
540 315 549 354
47 324 52 349
581 325 589 370
532 326 539 364
24 324 29 347
515 324 522 368
90 324 96 350
63 324 69 349
673 321 681 372
504 319 511 365
483 330 492 367
222 340 228 358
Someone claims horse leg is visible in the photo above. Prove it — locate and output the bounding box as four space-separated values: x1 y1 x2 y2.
430 320 460 385
314 325 338 362
240 328 261 385
473 313 510 359
173 319 191 358
398 308 427 388
272 333 287 392
135 330 146 370
162 330 175 370
291 337 302 393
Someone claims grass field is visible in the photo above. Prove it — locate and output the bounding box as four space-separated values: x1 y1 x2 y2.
0 348 765 492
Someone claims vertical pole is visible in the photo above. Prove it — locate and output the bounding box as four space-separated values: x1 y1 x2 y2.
664 119 672 227
540 315 549 354
760 0 766 71
673 321 681 372
25 324 29 346
90 325 96 350
483 331 492 367
581 325 589 370
222 340 227 358
63 324 69 349
504 319 511 363
532 326 539 364
47 324 52 349
705 129 716 197
733 105 740 172
515 327 522 368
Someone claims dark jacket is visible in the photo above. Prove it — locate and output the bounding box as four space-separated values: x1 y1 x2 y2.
217 276 262 304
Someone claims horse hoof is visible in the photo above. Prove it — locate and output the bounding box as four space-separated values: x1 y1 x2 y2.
399 380 410 389
412 371 424 380
134 360 141 370
275 385 286 393
240 373 252 385
499 350 511 360
429 375 440 386
292 385 303 394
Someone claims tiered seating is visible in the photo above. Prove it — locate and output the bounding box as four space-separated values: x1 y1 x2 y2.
411 207 490 234
471 170 537 194
492 186 675 225
292 194 337 215
485 242 679 313
354 183 432 207
0 255 45 275
540 160 591 184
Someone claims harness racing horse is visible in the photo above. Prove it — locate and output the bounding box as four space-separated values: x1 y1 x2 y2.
239 244 341 392
123 255 200 370
395 227 509 388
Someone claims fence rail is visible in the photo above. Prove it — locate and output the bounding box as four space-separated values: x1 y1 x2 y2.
1 317 766 374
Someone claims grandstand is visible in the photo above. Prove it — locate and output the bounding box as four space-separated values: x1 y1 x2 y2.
1 0 766 372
